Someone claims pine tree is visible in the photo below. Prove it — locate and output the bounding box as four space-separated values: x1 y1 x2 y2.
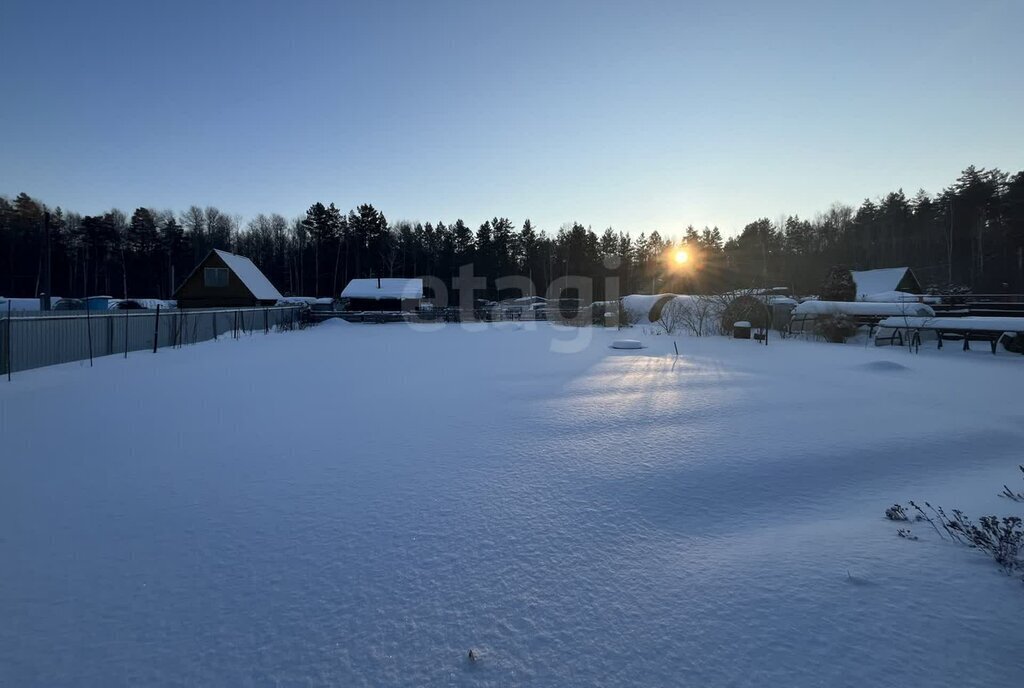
161 217 186 295
821 265 856 301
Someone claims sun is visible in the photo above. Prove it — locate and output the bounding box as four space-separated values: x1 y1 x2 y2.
673 249 689 265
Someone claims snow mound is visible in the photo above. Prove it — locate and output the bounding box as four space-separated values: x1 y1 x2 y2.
318 317 354 328
856 360 910 373
610 339 644 350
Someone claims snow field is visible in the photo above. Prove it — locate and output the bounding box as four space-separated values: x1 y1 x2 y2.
1 322 1022 686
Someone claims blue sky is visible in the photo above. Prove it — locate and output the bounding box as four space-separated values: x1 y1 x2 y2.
2 0 1021 238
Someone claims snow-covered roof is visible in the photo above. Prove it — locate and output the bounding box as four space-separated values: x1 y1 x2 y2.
879 316 1024 332
1 297 65 311
851 268 917 300
859 290 920 303
213 250 283 301
793 300 934 317
341 278 423 300
622 294 677 321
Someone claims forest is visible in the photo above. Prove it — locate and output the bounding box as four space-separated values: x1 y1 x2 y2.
2 165 1023 302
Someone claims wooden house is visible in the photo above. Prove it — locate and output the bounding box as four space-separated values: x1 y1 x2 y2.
174 250 283 309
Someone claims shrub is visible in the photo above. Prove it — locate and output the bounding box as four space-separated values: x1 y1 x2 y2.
814 312 858 343
946 512 1024 575
885 504 908 521
590 300 630 328
719 294 769 333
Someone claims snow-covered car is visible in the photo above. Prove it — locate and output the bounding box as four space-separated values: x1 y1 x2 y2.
52 298 85 311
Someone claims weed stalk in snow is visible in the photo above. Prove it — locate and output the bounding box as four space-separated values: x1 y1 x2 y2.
998 465 1024 502
890 469 1024 581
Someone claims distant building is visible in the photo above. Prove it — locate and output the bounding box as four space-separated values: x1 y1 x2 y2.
341 278 423 311
850 267 922 301
174 249 283 308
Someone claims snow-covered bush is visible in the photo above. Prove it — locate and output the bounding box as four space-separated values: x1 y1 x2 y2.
653 295 720 336
814 312 857 343
678 296 718 336
655 298 686 334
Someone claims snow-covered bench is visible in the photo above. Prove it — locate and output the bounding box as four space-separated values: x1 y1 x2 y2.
876 316 1024 354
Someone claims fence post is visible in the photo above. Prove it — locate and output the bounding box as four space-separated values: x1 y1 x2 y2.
213 310 218 341
124 308 129 358
233 310 238 339
85 303 94 367
153 305 160 353
4 300 11 381
264 308 269 334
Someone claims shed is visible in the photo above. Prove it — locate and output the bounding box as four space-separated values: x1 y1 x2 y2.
174 249 283 309
341 278 423 311
850 267 922 301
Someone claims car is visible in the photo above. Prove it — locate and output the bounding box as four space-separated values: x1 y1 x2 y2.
110 299 147 310
52 298 85 311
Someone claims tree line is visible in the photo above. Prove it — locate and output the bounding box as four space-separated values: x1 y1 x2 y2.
2 165 1022 302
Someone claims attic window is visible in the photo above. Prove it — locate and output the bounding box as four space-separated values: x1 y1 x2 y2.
204 267 229 287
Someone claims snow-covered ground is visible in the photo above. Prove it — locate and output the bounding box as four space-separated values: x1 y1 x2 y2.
1 321 1023 686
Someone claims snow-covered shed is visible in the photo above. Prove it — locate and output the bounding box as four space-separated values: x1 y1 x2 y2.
341 278 423 312
850 267 922 301
174 249 283 309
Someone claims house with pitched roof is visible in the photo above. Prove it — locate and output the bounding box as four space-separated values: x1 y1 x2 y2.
174 249 283 308
850 267 922 301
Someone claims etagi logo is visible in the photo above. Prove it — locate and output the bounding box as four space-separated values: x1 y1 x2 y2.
405 257 624 354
